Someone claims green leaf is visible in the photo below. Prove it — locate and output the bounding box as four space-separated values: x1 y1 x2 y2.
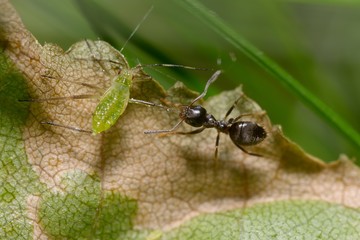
166 200 360 239
0 50 44 239
39 171 138 239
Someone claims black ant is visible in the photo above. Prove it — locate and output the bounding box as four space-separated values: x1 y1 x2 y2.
144 70 267 158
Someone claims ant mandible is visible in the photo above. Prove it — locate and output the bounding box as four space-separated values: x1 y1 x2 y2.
144 70 267 159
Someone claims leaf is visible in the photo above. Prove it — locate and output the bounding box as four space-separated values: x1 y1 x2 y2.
1 0 360 239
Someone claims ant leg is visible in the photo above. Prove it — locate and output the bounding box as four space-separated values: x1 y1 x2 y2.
237 145 262 157
214 131 220 161
163 127 206 136
223 93 245 120
224 94 267 122
145 125 206 136
40 121 92 134
232 110 266 122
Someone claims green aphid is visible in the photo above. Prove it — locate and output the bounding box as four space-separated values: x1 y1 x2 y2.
21 39 161 135
67 39 161 135
20 8 172 135
71 39 198 135
91 68 132 134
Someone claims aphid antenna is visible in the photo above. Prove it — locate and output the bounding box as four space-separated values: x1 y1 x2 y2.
132 63 211 87
139 63 210 71
112 7 210 73
119 6 154 53
129 98 173 112
41 74 104 92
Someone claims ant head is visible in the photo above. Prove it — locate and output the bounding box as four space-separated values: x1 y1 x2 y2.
178 70 221 127
180 105 207 127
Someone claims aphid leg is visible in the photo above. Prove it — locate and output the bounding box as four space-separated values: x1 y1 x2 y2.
41 74 104 93
128 98 171 112
85 39 111 74
67 40 122 69
19 72 102 103
158 98 183 109
18 94 97 102
40 121 92 134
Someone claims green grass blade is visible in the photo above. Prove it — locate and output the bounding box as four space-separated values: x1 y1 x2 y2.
286 0 360 5
174 0 360 158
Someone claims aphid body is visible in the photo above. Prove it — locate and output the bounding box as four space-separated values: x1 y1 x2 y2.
92 68 133 134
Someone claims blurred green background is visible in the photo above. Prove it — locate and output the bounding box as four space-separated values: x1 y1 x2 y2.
11 0 360 162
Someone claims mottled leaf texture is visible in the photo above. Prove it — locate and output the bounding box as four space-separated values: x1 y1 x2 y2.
1 0 360 239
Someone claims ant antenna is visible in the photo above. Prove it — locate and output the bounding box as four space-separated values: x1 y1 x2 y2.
120 6 154 53
189 70 221 106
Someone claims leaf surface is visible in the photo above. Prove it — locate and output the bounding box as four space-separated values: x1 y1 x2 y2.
1 0 360 239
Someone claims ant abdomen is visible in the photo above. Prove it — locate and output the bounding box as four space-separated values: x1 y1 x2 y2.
229 121 267 147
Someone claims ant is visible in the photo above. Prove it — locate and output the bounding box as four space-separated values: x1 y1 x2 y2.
144 70 267 158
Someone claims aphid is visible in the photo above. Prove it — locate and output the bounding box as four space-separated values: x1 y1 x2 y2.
144 70 267 158
19 8 203 135
87 54 204 134
21 40 201 134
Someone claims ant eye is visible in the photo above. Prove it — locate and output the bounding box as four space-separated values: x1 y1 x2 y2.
229 121 266 146
182 105 207 127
